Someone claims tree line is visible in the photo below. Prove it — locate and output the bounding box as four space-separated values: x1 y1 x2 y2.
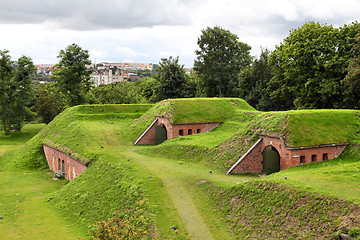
1 21 359 134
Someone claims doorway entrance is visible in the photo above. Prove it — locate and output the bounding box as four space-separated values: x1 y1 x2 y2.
262 145 280 175
155 124 167 144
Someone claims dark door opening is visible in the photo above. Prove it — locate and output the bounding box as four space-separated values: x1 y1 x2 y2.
262 145 280 175
155 124 167 144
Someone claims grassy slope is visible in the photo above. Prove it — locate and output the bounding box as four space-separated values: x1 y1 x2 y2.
194 180 360 239
137 103 360 173
2 99 360 239
0 124 86 239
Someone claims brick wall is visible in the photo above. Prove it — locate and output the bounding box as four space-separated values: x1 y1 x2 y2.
135 116 221 145
228 134 347 174
43 144 88 181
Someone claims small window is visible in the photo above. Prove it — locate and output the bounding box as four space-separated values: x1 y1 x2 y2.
322 153 328 160
197 129 201 134
188 129 192 135
311 154 317 162
300 156 305 163
179 130 184 136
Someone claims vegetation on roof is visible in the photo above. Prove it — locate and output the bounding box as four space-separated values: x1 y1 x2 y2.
1 101 360 239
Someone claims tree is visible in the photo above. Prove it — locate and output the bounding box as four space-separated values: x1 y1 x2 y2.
0 50 35 134
136 77 161 103
343 26 360 108
268 21 360 110
238 48 273 110
89 82 146 104
51 43 92 106
0 50 14 134
33 83 67 123
154 56 188 101
11 56 36 131
194 26 252 97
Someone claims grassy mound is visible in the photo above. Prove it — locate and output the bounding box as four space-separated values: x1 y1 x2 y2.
129 98 256 142
2 101 360 239
48 157 154 238
0 104 157 238
1 104 152 169
138 106 360 172
286 109 360 147
195 180 360 239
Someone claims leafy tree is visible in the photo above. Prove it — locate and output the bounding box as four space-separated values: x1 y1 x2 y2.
89 82 146 104
136 77 160 103
33 83 66 123
343 26 360 108
0 50 35 134
268 21 360 110
238 48 273 110
194 26 252 97
154 56 187 101
11 56 36 131
51 43 92 106
0 50 14 134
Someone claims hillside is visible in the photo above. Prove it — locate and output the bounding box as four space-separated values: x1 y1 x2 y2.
0 99 359 239
136 100 360 172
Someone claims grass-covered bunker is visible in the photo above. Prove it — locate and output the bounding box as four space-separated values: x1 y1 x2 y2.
227 134 348 175
132 99 358 175
134 98 254 145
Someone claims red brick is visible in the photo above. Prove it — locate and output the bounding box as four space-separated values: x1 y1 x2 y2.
228 134 347 174
43 144 88 181
135 116 221 145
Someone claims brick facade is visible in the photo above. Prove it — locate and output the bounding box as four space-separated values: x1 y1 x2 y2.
227 134 348 174
43 144 88 181
135 116 221 145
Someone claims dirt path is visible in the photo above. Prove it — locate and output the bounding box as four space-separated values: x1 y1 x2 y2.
121 149 255 240
163 177 214 240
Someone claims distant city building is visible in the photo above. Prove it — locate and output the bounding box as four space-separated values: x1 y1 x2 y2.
91 70 125 87
35 61 154 86
35 64 56 75
97 62 153 71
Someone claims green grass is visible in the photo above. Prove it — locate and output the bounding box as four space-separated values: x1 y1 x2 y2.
286 109 360 147
0 123 45 157
0 170 87 239
2 101 360 239
129 98 256 143
169 98 255 123
195 180 360 239
265 146 360 204
0 123 87 239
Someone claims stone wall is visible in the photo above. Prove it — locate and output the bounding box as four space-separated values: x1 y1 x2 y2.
228 134 348 174
43 144 88 181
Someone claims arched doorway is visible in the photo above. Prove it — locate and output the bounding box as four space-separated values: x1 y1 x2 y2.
155 124 167 144
262 145 280 175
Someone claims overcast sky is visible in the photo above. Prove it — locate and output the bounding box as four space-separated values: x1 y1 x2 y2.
0 0 359 67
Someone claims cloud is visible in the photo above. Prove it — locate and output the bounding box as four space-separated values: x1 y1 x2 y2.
0 0 192 30
0 0 359 67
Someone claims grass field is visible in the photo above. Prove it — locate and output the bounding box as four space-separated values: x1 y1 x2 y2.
0 124 87 239
1 100 360 239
